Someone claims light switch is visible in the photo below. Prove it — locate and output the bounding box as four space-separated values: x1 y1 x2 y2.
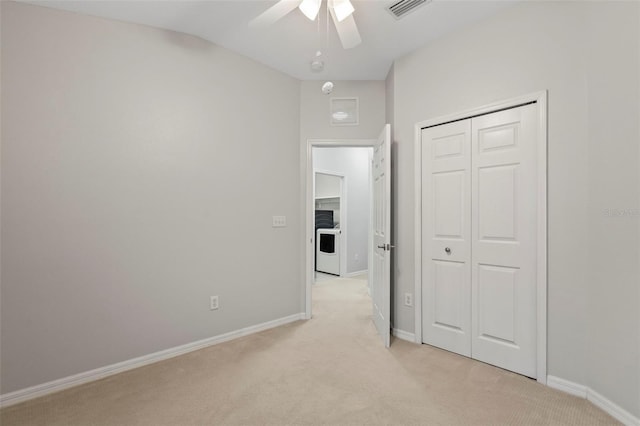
272 216 286 227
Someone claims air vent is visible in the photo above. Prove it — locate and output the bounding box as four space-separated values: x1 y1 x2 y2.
387 0 430 19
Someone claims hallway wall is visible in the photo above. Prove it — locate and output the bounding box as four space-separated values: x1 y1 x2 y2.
300 80 385 141
298 80 385 306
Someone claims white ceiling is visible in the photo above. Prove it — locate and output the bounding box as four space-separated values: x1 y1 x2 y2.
26 0 517 80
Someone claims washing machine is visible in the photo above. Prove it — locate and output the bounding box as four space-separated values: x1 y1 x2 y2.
316 228 340 276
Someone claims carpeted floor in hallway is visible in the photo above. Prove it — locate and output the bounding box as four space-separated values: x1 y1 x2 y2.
0 276 618 425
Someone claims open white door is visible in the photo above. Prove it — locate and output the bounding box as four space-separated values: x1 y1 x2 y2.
371 124 391 347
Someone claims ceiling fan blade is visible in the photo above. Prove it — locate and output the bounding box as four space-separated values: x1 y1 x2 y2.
249 0 301 29
329 6 361 49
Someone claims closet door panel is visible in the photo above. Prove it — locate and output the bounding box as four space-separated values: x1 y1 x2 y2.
421 120 471 357
471 104 538 378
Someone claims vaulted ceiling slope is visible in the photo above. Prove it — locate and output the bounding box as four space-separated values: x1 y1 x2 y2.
24 0 517 80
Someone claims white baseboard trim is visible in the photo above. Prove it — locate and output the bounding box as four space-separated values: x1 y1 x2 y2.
345 269 368 278
547 375 639 426
588 388 640 426
546 375 588 398
392 328 416 343
0 312 306 408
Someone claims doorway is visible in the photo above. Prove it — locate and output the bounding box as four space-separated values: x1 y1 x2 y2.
313 150 372 280
304 125 391 348
314 171 345 279
414 92 548 382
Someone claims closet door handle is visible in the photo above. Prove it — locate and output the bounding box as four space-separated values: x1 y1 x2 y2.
445 247 451 254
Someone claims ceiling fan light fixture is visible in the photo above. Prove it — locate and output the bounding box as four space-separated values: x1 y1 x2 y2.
299 0 322 21
251 0 361 50
331 0 354 22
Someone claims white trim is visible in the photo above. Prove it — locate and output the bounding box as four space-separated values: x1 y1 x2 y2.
345 269 368 278
546 375 587 398
536 91 548 384
547 376 640 426
0 313 306 408
392 328 416 343
305 139 376 320
413 91 549 380
588 388 640 426
413 117 423 344
368 147 374 295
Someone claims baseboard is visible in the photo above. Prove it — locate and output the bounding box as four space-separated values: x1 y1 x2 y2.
546 375 587 398
392 328 416 343
0 312 306 408
588 388 640 426
547 375 639 426
345 269 368 278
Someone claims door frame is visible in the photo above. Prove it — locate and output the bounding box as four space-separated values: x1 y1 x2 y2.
314 169 347 277
413 91 548 383
304 139 375 320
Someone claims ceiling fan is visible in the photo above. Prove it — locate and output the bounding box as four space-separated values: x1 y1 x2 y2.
249 0 362 49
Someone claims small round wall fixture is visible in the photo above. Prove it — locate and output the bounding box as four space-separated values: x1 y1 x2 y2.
321 81 334 95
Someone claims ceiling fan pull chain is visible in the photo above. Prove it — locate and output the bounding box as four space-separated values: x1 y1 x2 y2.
326 0 330 50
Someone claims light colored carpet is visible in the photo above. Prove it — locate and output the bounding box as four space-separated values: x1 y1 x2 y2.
1 277 618 425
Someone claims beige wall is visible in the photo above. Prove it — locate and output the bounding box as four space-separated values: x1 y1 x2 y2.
390 0 639 416
1 2 301 393
585 2 640 415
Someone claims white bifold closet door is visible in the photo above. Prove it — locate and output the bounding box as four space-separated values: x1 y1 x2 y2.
421 120 472 357
421 104 538 378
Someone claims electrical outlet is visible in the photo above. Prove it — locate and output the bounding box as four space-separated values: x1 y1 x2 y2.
210 296 219 310
355 253 359 261
404 293 413 307
272 216 286 227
